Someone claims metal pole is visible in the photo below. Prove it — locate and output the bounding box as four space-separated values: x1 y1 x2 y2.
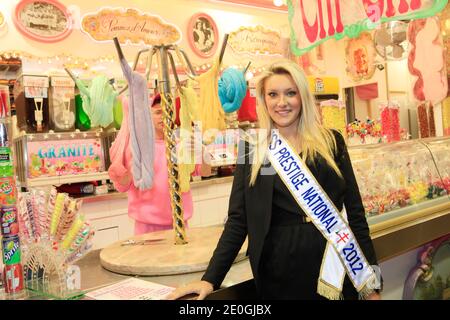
157 46 187 245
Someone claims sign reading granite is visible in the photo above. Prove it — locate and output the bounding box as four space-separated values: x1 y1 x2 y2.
27 138 104 178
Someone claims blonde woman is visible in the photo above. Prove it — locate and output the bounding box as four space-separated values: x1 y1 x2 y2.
168 60 381 300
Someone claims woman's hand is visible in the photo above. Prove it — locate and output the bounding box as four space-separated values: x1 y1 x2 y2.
166 280 214 300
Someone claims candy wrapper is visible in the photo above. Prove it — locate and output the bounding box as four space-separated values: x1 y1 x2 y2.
46 188 58 233
320 100 347 137
17 192 34 244
55 199 81 242
32 189 48 239
379 101 400 142
50 193 67 237
417 101 436 138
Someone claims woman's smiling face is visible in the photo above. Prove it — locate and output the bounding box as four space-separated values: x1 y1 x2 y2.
264 73 302 134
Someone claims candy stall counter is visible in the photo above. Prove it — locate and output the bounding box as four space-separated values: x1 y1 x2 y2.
348 136 450 261
13 130 116 188
422 137 450 188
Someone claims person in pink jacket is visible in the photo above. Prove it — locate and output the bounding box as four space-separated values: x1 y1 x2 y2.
109 94 210 235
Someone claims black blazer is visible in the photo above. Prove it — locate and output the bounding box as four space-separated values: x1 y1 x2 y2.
202 130 378 290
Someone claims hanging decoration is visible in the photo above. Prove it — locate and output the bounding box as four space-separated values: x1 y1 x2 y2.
81 7 181 45
13 0 73 43
228 25 283 55
0 50 270 79
187 13 219 58
0 51 117 71
345 32 376 82
288 0 448 56
408 17 448 104
218 67 247 113
374 21 409 60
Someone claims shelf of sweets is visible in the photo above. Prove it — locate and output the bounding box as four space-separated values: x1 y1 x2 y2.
346 118 409 146
348 136 450 222
346 118 384 146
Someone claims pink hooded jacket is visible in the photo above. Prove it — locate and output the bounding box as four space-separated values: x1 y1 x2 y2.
108 96 193 225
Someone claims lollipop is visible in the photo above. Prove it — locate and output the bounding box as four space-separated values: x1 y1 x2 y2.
50 193 67 237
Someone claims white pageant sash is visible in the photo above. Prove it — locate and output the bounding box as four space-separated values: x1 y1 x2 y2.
267 131 376 298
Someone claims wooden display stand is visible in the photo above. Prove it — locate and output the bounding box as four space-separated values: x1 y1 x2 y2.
100 226 248 276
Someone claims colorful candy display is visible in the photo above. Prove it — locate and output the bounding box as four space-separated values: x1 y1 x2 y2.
346 118 383 145
17 187 94 265
349 138 450 217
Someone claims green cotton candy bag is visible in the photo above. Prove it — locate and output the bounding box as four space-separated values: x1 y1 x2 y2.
75 75 117 128
113 98 123 129
75 94 91 131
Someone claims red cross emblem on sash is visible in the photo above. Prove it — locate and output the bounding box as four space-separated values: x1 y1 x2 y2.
336 231 349 244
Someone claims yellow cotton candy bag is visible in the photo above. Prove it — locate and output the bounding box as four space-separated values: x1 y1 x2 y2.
178 80 200 192
196 57 226 144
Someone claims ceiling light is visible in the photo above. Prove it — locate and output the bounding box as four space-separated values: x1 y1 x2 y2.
273 0 284 7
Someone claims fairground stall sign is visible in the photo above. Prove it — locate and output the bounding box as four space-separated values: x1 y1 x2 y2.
81 7 181 45
288 0 448 56
228 25 284 55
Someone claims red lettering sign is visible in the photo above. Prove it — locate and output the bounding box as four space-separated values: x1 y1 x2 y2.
289 0 445 56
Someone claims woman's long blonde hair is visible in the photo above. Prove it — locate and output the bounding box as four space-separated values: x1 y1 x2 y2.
249 59 342 186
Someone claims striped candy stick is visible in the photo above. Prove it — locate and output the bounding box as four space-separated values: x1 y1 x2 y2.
17 192 33 243
50 193 66 239
55 199 78 242
61 215 84 250
45 188 58 236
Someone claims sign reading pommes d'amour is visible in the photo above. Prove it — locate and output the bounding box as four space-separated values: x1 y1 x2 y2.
81 7 181 45
288 0 448 56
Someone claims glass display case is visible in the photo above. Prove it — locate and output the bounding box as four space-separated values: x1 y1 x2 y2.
423 137 450 189
348 136 450 225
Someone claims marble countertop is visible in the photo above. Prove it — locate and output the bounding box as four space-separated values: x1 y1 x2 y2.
75 249 252 294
